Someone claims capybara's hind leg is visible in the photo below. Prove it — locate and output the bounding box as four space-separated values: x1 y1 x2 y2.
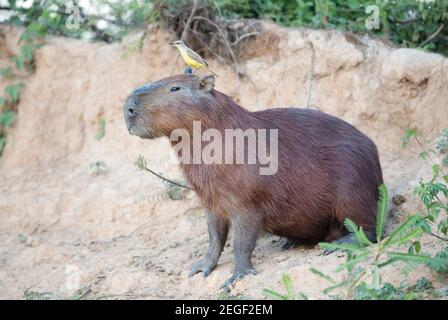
189 210 229 278
323 230 376 255
221 213 261 291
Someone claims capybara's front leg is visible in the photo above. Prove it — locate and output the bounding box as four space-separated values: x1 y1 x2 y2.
221 213 261 291
189 210 229 278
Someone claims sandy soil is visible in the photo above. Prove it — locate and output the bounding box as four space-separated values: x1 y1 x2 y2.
0 23 447 299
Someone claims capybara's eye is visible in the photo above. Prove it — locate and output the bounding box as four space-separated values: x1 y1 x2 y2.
170 86 181 92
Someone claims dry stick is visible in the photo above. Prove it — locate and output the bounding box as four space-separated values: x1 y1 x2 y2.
191 16 242 75
188 28 227 64
180 0 197 41
419 24 444 48
170 0 197 75
231 31 259 46
143 166 192 190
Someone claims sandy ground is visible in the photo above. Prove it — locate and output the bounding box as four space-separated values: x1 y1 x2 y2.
0 23 447 299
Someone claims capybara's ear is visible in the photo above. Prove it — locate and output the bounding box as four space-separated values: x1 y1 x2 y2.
198 75 215 91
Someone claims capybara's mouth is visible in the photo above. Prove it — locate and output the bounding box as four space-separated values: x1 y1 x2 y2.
127 124 155 139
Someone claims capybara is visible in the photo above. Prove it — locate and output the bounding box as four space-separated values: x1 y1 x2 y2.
123 74 383 290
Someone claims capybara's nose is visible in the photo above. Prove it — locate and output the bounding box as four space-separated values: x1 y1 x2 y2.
127 107 135 116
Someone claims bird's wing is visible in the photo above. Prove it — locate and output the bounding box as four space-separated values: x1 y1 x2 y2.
186 47 209 67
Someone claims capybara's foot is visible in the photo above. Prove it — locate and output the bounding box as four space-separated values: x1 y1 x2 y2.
188 258 217 278
323 231 376 255
279 238 301 250
220 268 258 292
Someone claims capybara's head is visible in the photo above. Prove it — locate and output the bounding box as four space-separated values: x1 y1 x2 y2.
123 74 215 139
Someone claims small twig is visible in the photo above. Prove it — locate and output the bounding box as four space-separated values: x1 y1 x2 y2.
415 136 437 166
135 155 192 189
388 15 419 26
180 0 197 41
419 24 444 48
192 16 242 75
430 232 448 242
188 28 228 64
231 32 259 46
143 167 192 190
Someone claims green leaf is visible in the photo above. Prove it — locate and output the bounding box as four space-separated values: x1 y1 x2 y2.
281 274 294 298
432 164 441 177
413 241 421 254
426 248 448 274
4 83 25 104
419 151 428 160
18 233 27 243
384 215 421 246
377 258 399 268
323 278 351 295
309 268 336 284
344 218 373 246
135 155 148 171
389 228 423 246
296 292 309 300
0 111 16 127
387 252 431 264
0 67 13 78
0 96 6 107
318 242 365 252
375 184 388 242
0 136 6 156
95 118 106 140
335 252 370 272
262 288 288 300
401 128 418 148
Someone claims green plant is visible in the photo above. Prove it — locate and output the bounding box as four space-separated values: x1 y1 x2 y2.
353 277 435 300
353 282 410 300
213 0 448 56
312 184 431 299
89 161 108 176
24 288 90 300
135 154 191 189
263 274 308 300
95 118 106 140
0 12 45 157
404 128 448 274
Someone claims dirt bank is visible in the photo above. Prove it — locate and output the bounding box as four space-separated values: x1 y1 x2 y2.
0 23 447 299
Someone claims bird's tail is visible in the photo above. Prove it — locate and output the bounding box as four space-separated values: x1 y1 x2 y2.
202 65 218 78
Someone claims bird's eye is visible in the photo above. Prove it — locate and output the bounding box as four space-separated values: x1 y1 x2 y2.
170 86 181 92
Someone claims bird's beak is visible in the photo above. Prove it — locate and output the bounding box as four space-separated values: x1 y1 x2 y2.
169 41 175 45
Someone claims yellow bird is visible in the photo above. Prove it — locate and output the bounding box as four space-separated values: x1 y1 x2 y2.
170 40 218 77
